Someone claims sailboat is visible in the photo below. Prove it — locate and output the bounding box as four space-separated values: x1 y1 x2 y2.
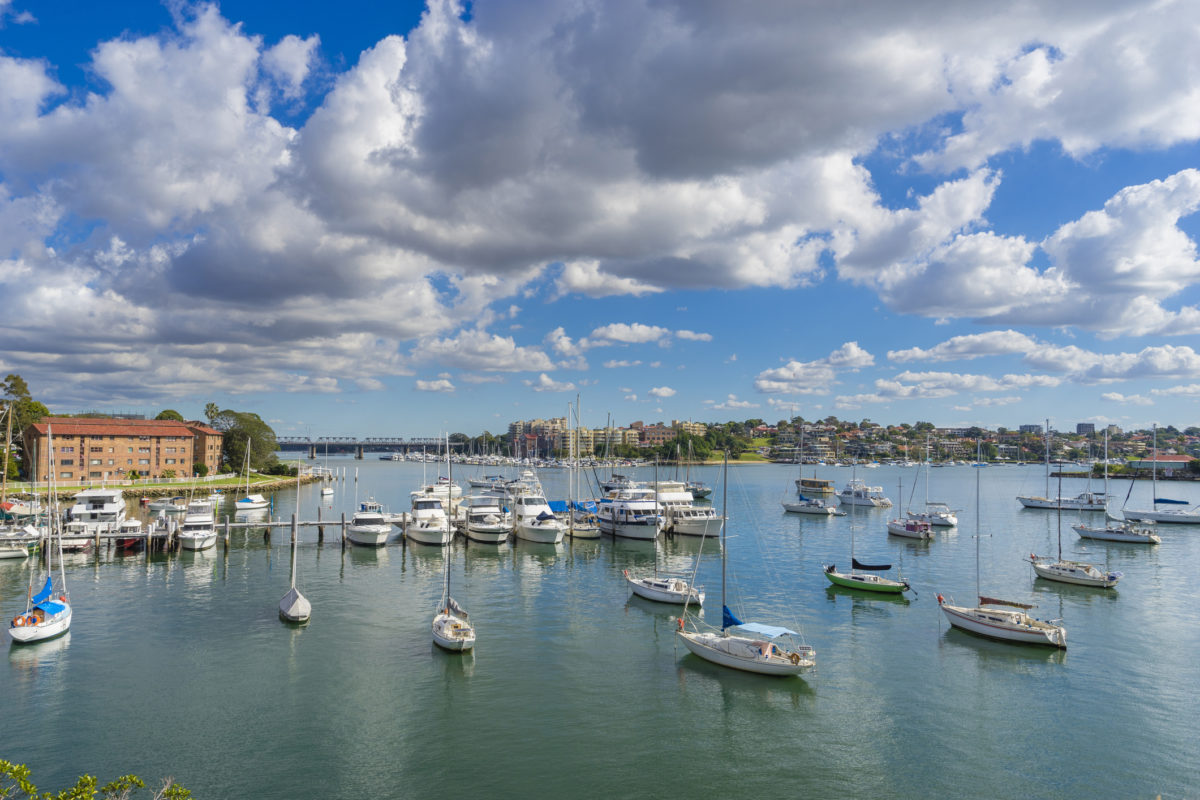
1075 431 1162 543
279 522 311 624
887 476 933 539
782 428 843 515
1028 472 1121 587
1017 420 1107 511
431 541 475 651
1124 423 1200 524
675 453 816 675
625 467 705 604
567 395 602 539
825 492 910 594
906 436 958 526
236 438 270 511
9 427 72 644
939 470 1067 648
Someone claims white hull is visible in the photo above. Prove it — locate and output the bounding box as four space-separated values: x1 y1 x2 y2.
676 630 814 675
0 545 31 559
625 572 703 605
179 532 217 551
347 525 392 547
567 524 602 539
8 605 72 644
839 496 891 507
404 522 453 546
514 520 565 544
782 501 841 516
597 518 660 540
236 500 270 511
464 524 510 543
940 603 1066 647
432 613 475 651
668 515 724 535
1016 495 1106 511
887 519 933 539
906 509 957 527
1031 560 1120 587
1123 508 1200 524
1073 524 1160 544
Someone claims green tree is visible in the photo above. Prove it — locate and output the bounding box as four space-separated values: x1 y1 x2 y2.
161 469 176 479
2 374 51 479
192 462 208 477
155 409 185 422
209 409 279 472
0 759 189 799
204 402 220 424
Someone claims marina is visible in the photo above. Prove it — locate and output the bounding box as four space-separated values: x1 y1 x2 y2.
2 457 1198 798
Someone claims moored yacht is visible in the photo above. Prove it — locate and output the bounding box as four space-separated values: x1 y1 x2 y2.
177 501 218 551
347 509 393 547
596 487 661 540
837 479 892 508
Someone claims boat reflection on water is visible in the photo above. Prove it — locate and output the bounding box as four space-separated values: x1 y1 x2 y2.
674 656 816 710
8 631 71 672
824 583 910 606
941 625 1067 668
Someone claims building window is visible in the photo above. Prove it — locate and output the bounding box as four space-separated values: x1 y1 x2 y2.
166 447 176 454
60 459 74 466
138 459 150 465
90 471 102 478
165 459 176 464
60 472 73 479
91 447 103 453
126 459 132 465
108 447 114 453
128 447 133 453
90 459 102 465
139 447 150 453
107 459 115 465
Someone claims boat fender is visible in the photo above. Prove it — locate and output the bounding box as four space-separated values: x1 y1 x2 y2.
26 615 38 627
676 617 684 631
59 595 67 603
936 594 945 605
12 616 25 627
789 652 800 665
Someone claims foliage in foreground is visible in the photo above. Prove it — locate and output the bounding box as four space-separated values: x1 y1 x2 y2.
0 760 189 800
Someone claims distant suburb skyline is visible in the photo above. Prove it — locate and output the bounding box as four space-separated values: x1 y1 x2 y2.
1 0 1199 437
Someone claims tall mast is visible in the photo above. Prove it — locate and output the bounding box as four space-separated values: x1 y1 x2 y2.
1043 418 1050 498
1 401 11 506
721 450 727 629
974 466 981 601
1152 422 1158 505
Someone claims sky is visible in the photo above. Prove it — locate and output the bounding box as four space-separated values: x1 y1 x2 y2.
2 0 1200 438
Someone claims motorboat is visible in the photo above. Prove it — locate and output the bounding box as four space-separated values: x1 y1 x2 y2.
347 509 393 547
177 501 218 551
596 487 661 540
0 525 39 559
114 519 145 551
887 518 933 540
837 478 892 508
460 496 511 544
506 474 565 544
625 569 704 605
404 497 453 546
782 497 844 516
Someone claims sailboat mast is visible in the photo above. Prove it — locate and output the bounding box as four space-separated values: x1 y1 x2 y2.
1043 419 1050 497
974 466 981 601
721 450 728 628
1151 422 1158 506
1 400 11 506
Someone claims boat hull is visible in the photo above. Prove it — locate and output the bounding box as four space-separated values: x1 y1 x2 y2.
676 630 814 675
824 568 907 594
596 518 660 540
464 524 510 544
9 606 72 644
666 512 724 535
432 613 475 651
514 521 565 544
279 587 311 623
1017 496 1106 511
1123 509 1200 524
625 573 703 605
347 525 393 547
887 519 933 539
1031 561 1120 587
781 502 839 516
1073 524 1160 544
179 533 217 551
940 603 1066 648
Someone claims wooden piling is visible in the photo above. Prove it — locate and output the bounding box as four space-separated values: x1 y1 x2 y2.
317 505 324 543
291 512 298 546
340 512 346 550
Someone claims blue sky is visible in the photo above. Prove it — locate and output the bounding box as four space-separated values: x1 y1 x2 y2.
2 0 1200 437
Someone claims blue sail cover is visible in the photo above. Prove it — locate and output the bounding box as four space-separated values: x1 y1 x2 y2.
722 605 744 630
797 494 812 501
548 500 569 513
572 500 598 513
536 510 555 521
31 576 52 606
1154 497 1187 504
737 622 799 639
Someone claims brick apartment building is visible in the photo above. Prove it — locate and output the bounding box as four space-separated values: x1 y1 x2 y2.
23 417 224 482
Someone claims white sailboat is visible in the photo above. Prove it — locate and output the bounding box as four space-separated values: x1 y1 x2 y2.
1029 473 1121 587
566 395 602 540
1075 430 1162 543
782 433 843 515
939 470 1067 648
625 476 704 605
1017 420 1107 511
279 517 311 624
9 427 72 644
887 475 933 539
676 453 816 676
1124 423 1200 524
236 439 270 511
431 543 474 651
906 437 958 526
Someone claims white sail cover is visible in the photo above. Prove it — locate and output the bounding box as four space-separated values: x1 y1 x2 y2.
736 623 798 639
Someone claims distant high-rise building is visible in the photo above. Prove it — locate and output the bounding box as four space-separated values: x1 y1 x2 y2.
1019 424 1042 434
1076 423 1096 435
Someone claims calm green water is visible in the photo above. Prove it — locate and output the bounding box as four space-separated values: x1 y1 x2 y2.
2 459 1198 798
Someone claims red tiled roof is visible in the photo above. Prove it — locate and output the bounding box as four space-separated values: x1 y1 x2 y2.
28 417 197 439
184 421 223 436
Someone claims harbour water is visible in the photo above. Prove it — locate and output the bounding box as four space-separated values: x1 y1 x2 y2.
2 458 1198 798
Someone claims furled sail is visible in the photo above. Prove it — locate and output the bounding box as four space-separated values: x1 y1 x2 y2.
852 557 891 572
